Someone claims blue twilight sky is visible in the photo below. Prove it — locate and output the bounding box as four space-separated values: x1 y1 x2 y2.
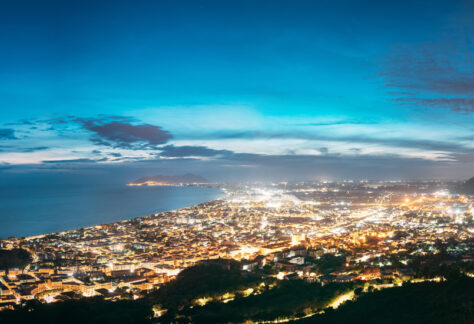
0 0 473 182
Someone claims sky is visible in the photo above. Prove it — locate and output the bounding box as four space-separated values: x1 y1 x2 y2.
0 0 473 183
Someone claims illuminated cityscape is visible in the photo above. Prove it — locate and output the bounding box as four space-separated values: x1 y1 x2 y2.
1 181 472 318
1 0 473 322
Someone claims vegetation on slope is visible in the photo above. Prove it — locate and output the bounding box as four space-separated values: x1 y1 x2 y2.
0 297 152 324
294 275 474 324
179 280 358 323
1 259 473 324
0 248 32 270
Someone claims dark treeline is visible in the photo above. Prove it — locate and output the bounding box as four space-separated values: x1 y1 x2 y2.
147 258 357 322
0 248 32 270
147 258 262 310
294 275 474 324
1 259 473 323
0 297 152 324
178 280 357 323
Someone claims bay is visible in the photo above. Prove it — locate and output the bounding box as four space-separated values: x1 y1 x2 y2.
0 184 222 238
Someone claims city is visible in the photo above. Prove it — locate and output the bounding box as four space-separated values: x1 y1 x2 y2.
1 0 473 322
1 181 472 321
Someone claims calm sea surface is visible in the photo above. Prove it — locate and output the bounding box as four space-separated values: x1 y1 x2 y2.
0 184 222 238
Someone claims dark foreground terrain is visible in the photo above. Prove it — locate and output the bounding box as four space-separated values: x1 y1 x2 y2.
294 276 474 324
1 260 473 324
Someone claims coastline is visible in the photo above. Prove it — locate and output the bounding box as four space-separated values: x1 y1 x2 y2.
0 185 224 239
22 196 226 241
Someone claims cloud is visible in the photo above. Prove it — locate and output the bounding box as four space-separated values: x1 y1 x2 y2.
381 43 474 94
0 128 16 139
5 119 36 126
295 120 376 127
394 97 474 113
318 147 329 154
0 145 49 153
72 116 172 149
7 147 473 181
21 146 50 153
159 145 234 157
42 158 106 164
379 40 474 112
183 151 461 181
0 162 11 170
195 130 473 154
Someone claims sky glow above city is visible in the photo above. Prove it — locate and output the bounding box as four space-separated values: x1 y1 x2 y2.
1 0 473 181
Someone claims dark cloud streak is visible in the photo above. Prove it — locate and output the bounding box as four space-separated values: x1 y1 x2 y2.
0 128 17 140
49 115 173 150
21 146 50 153
159 145 233 157
188 130 473 154
394 97 474 113
76 117 172 149
42 158 107 164
380 39 474 113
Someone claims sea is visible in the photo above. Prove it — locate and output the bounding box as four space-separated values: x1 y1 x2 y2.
0 184 223 239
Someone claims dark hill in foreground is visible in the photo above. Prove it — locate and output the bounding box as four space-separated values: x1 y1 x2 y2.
294 276 474 324
1 262 472 324
148 258 261 310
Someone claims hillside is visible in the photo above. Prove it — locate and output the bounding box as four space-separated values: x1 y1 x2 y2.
294 276 474 324
459 177 474 194
1 260 473 324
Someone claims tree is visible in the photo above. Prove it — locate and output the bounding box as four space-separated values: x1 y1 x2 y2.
0 248 32 270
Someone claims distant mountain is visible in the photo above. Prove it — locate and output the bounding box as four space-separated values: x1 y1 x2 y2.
128 173 209 186
458 176 474 194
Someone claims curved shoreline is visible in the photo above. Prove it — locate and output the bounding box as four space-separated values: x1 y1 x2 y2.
1 185 224 239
